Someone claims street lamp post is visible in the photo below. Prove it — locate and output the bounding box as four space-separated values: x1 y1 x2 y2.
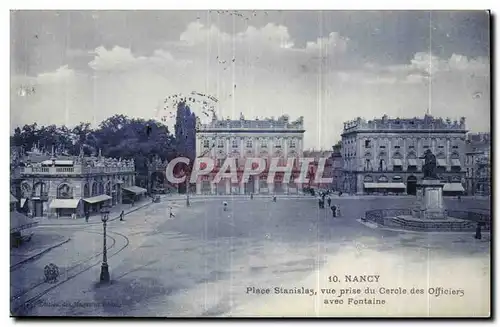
100 206 111 283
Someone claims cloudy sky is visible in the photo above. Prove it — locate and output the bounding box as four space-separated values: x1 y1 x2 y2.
10 10 490 149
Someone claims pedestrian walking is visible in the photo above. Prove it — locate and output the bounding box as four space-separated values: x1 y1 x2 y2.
119 210 125 221
331 205 337 218
273 195 277 202
223 201 228 211
169 207 175 218
250 193 254 200
318 197 324 209
186 194 190 207
85 211 89 223
327 197 332 207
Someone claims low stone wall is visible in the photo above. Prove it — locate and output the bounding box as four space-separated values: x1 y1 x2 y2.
363 209 491 231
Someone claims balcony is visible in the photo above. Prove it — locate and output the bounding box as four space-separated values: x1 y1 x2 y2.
20 165 135 176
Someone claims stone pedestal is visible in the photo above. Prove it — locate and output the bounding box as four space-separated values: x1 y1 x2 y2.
417 179 446 220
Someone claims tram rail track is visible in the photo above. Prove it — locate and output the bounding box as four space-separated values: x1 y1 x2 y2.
11 229 130 316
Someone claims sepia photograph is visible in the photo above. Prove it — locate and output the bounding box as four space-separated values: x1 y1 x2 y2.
8 8 491 318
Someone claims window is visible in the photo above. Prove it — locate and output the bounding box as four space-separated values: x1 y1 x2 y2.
203 140 210 148
261 138 268 148
246 139 253 148
217 159 225 167
275 138 282 148
379 145 386 149
289 138 296 148
217 139 224 148
394 146 400 149
232 139 238 148
379 159 386 171
364 159 372 171
365 140 371 148
423 145 429 149
452 145 459 149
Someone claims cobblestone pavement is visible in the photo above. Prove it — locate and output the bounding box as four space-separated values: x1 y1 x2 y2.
13 196 490 317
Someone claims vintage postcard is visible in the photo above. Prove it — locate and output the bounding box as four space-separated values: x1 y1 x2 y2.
9 10 491 317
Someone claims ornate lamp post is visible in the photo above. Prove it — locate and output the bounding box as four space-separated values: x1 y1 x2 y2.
100 206 111 282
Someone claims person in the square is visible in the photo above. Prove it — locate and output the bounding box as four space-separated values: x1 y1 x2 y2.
331 205 337 217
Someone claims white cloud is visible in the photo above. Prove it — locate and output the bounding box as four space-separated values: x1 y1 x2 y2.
88 46 191 72
11 21 490 149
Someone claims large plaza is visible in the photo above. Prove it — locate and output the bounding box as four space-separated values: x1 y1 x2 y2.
11 195 490 317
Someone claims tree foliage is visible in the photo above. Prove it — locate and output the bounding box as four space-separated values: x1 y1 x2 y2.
10 115 179 186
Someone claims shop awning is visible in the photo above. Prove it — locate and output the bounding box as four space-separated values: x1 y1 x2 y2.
443 183 465 192
115 179 124 184
10 194 18 203
392 159 403 166
437 159 447 167
49 198 81 209
407 159 418 166
364 182 406 189
451 159 461 167
122 186 147 195
83 194 112 204
20 198 27 207
11 211 38 233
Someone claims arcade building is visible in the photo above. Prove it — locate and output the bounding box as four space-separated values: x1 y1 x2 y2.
14 147 143 218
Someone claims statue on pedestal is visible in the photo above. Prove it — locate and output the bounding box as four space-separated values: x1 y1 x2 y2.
421 149 438 180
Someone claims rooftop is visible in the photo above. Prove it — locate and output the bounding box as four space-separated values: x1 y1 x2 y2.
342 114 467 134
198 114 305 131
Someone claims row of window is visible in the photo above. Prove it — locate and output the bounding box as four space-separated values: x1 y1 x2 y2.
203 138 297 149
363 139 461 148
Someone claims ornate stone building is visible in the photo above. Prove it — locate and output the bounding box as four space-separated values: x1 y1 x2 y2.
465 132 491 196
195 114 305 195
302 149 334 190
341 114 467 195
330 143 343 192
16 148 140 218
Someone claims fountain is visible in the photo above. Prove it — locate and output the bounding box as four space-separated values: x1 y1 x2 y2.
363 150 488 232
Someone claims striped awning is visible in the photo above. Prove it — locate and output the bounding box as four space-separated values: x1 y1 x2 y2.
437 159 447 167
83 194 112 204
364 182 406 189
49 198 81 209
20 198 28 207
443 183 465 192
407 159 418 166
11 211 38 233
122 186 147 195
451 159 461 167
392 159 403 166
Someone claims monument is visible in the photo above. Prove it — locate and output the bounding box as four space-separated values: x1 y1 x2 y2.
363 149 483 232
412 149 446 219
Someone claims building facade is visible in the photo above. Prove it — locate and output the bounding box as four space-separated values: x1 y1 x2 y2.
16 148 139 218
302 149 334 190
195 114 305 195
465 132 491 196
341 114 467 195
330 143 343 192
